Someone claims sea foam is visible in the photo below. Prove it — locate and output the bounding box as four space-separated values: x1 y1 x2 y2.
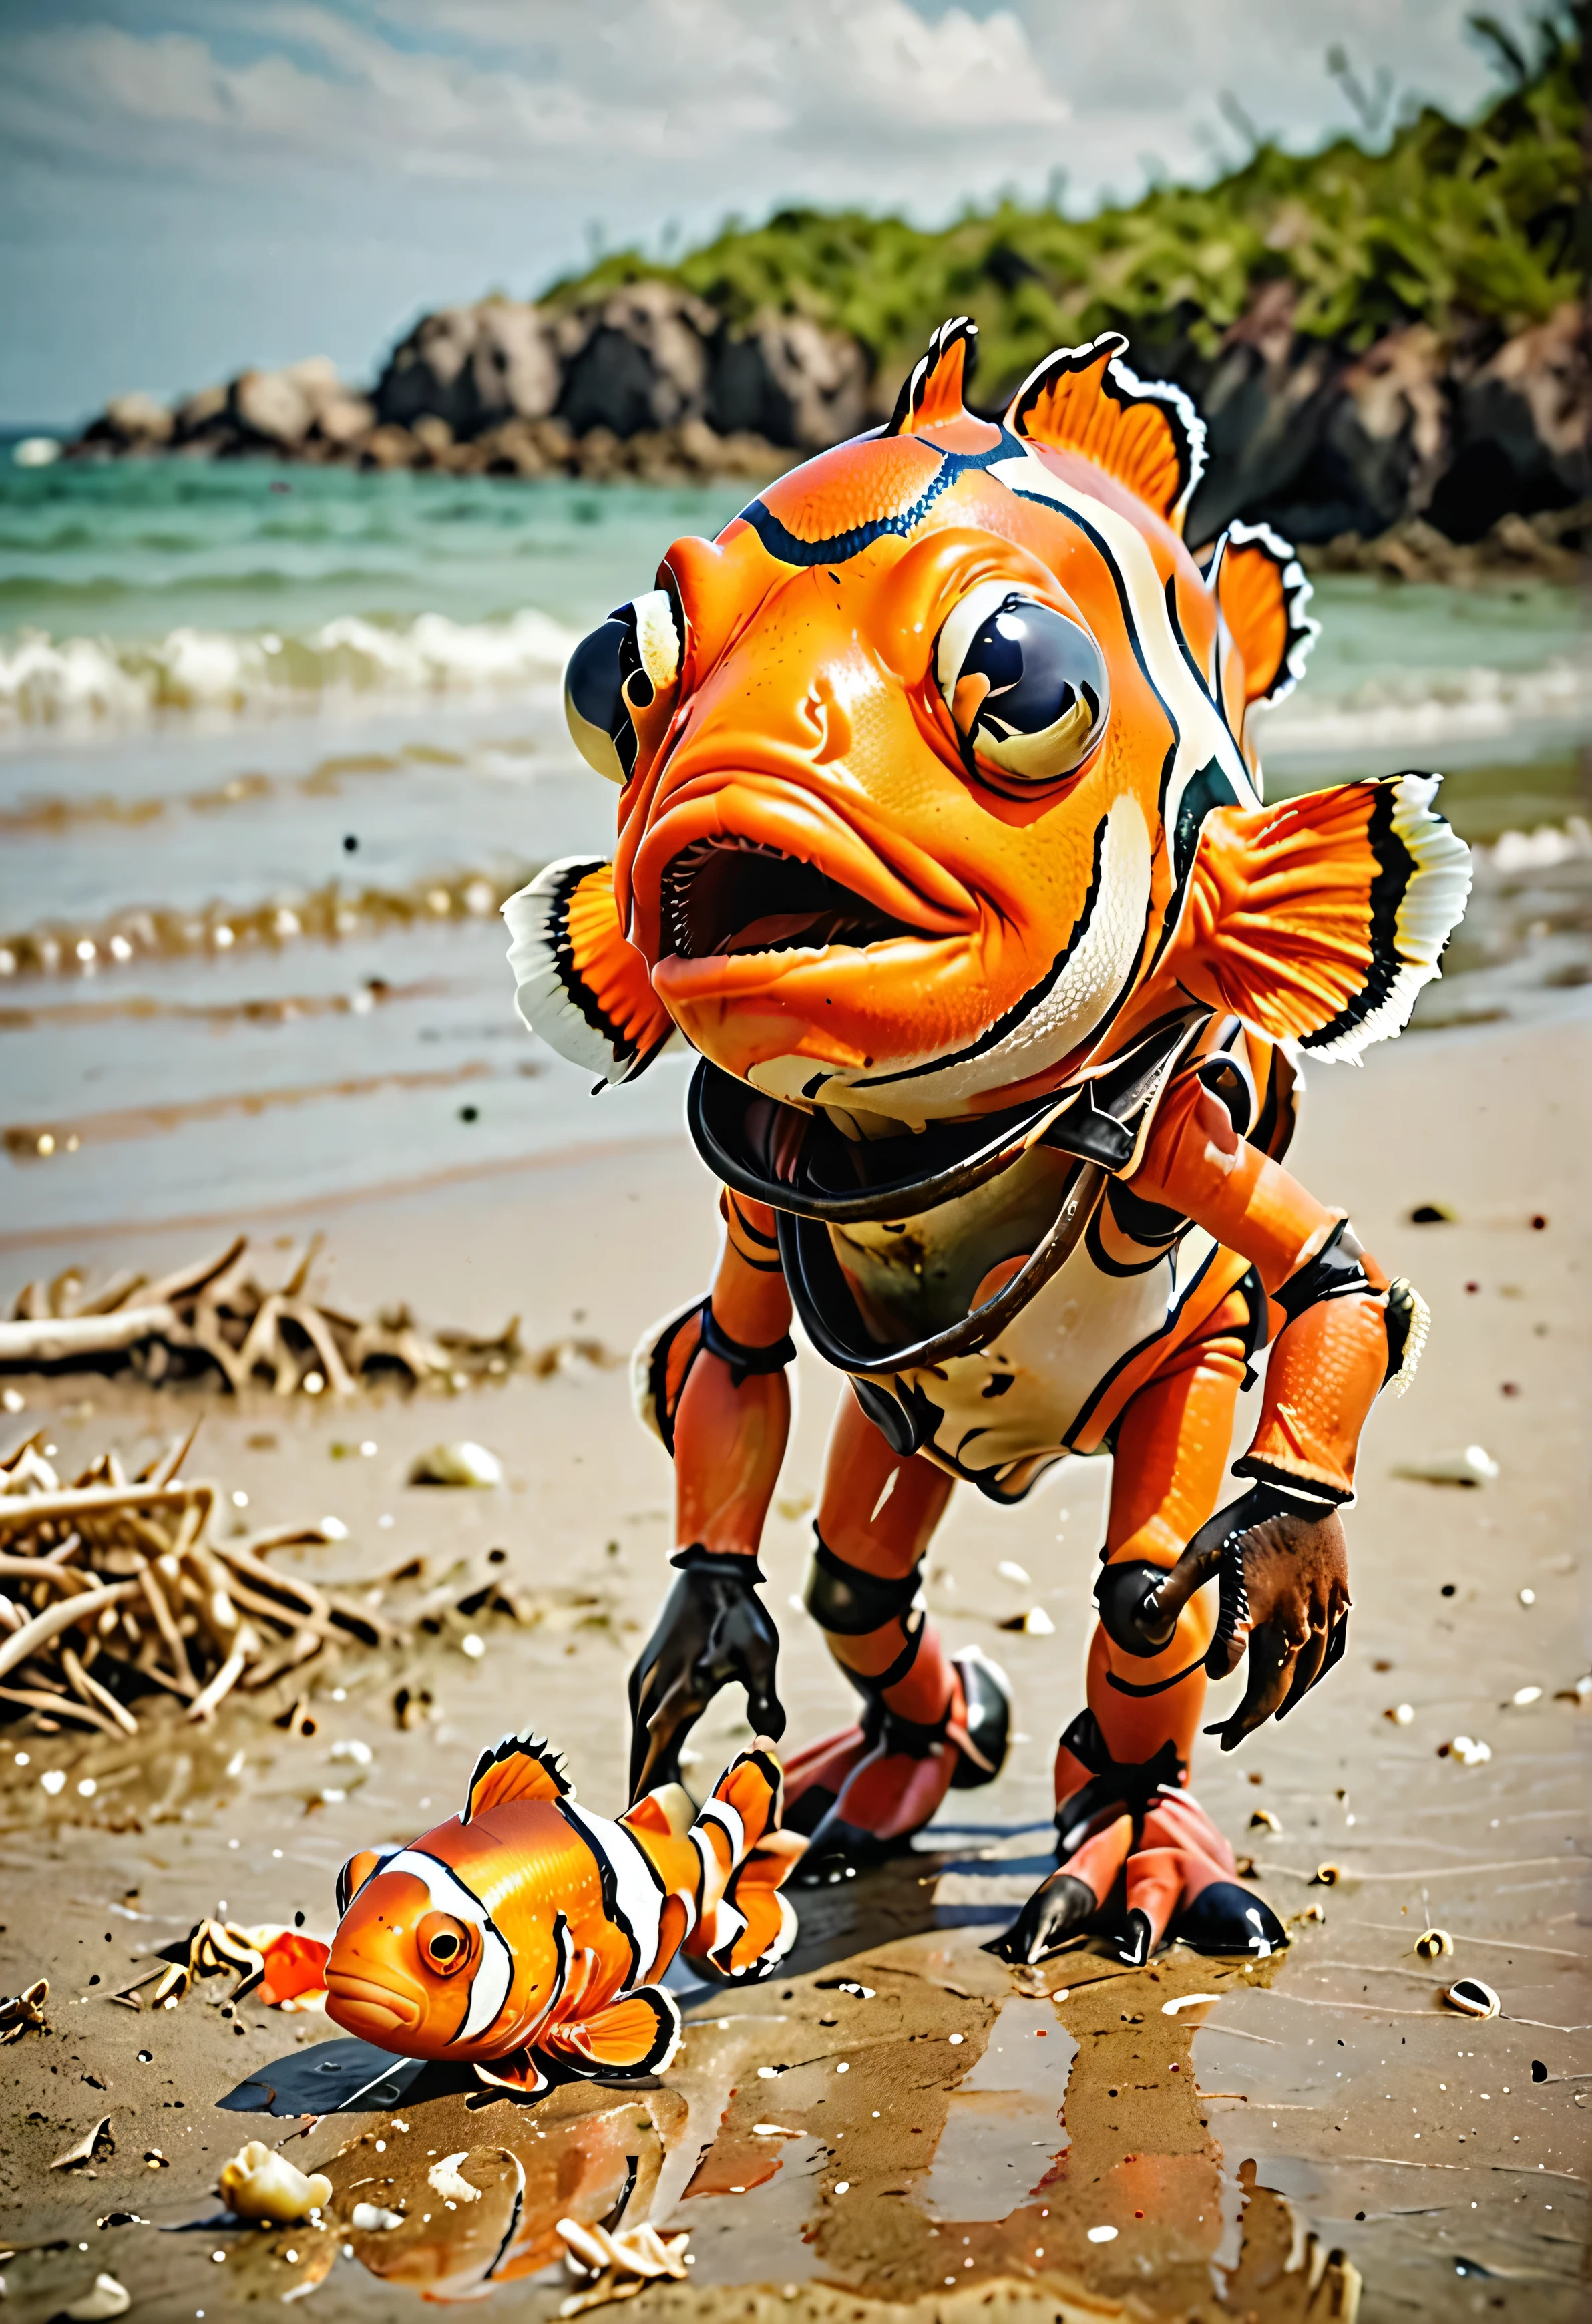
0 606 577 725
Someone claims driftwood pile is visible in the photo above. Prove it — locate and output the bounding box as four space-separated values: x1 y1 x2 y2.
0 1431 388 1735
0 1235 526 1397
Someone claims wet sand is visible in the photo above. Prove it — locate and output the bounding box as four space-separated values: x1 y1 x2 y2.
1 1004 1587 2321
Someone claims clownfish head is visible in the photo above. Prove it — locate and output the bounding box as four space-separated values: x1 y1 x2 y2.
324 1832 560 2061
549 321 1314 1127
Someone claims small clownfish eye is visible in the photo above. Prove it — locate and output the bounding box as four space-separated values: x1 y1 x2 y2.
416 1910 475 1978
935 584 1109 786
564 588 682 785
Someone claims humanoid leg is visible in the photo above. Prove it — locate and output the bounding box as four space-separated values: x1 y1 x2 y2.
784 1390 1008 1867
994 1288 1285 1965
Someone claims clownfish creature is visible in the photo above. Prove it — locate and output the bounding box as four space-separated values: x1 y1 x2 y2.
324 1731 799 2093
504 319 1472 1968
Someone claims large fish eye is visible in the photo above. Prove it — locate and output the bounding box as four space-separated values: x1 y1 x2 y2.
417 1910 474 1978
936 583 1109 785
564 588 681 785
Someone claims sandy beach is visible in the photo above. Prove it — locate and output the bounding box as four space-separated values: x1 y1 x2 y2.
1 997 1587 2323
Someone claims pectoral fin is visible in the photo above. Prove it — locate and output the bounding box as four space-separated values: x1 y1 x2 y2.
540 1984 682 2079
473 2049 550 2096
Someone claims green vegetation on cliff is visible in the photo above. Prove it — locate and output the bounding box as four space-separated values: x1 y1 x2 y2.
549 10 1580 401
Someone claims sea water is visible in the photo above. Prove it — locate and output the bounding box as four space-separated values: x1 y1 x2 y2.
1 456 1586 1239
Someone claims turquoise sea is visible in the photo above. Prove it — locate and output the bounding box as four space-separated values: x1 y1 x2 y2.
1 455 1587 1242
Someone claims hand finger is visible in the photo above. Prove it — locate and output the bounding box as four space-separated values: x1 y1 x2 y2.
630 1670 709 1798
1303 1608 1349 1698
1209 1622 1297 1749
744 1684 787 1743
1276 1622 1330 1719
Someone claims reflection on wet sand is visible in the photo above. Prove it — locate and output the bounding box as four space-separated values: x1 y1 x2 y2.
238 1909 1358 2321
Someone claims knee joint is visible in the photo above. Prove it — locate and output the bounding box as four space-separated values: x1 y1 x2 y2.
804 1537 922 1637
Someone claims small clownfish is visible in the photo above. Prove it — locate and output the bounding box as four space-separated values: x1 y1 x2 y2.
325 1731 800 2094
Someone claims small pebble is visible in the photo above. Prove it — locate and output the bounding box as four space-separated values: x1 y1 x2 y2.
1087 2225 1118 2243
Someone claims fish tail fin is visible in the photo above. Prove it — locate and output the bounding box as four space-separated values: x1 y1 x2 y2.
684 1745 802 1981
1168 773 1472 1061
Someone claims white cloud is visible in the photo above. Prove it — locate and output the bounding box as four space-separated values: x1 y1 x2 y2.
0 0 1546 419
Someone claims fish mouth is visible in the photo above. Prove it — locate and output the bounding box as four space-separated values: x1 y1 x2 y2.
660 837 925 962
325 1969 422 2038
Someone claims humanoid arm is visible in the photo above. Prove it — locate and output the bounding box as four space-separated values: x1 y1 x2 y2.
626 1193 796 1798
1099 1073 1421 1744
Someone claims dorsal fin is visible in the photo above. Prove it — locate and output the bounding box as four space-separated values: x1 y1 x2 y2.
504 855 678 1088
463 1730 574 1822
886 316 978 437
1006 331 1206 532
1202 520 1319 708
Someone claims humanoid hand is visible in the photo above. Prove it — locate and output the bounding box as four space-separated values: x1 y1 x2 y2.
1151 1485 1350 1747
626 1549 786 1800
1102 1485 1349 1749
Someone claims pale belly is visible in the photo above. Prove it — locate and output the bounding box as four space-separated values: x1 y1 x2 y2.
830 1161 1221 1501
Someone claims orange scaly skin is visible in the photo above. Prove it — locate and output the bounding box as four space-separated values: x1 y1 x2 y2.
508 319 1469 1961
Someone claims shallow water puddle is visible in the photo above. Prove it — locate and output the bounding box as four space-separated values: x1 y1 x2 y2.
916 1995 1074 2219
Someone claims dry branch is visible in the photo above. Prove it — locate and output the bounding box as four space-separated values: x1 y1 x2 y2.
0 1235 547 1398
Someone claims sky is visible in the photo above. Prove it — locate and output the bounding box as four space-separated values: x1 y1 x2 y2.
0 0 1545 426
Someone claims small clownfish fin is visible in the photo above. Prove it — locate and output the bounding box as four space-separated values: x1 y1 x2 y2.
885 315 978 437
503 856 681 1089
621 1782 698 1843
1006 331 1207 534
1167 775 1472 1062
463 1730 574 1823
1201 520 1320 721
335 1845 396 1916
539 1983 682 2078
472 2048 550 2096
684 1744 802 1982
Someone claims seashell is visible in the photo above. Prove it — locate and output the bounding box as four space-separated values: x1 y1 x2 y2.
1442 1977 1500 2019
1248 1807 1282 1832
218 2140 331 2224
351 2202 405 2231
407 1440 503 1489
1415 1927 1454 1960
63 2274 130 2321
1310 1862 1343 1885
1392 1444 1498 1487
427 2152 483 2204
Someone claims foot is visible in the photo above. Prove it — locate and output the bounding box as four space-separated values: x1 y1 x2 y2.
789 1651 1011 1881
1114 1788 1285 1964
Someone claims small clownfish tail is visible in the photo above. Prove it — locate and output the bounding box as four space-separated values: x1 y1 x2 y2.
463 1729 574 1822
684 1744 802 1982
1167 774 1472 1063
502 855 680 1089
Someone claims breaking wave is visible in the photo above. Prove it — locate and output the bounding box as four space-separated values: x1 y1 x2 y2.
0 606 578 726
1254 654 1592 765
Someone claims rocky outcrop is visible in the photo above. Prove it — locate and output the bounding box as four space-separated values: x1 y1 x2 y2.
67 286 1587 554
69 286 867 481
375 301 560 435
1180 297 1589 551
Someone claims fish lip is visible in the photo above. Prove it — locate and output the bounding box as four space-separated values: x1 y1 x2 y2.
657 835 926 964
324 1969 422 2034
634 781 978 970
